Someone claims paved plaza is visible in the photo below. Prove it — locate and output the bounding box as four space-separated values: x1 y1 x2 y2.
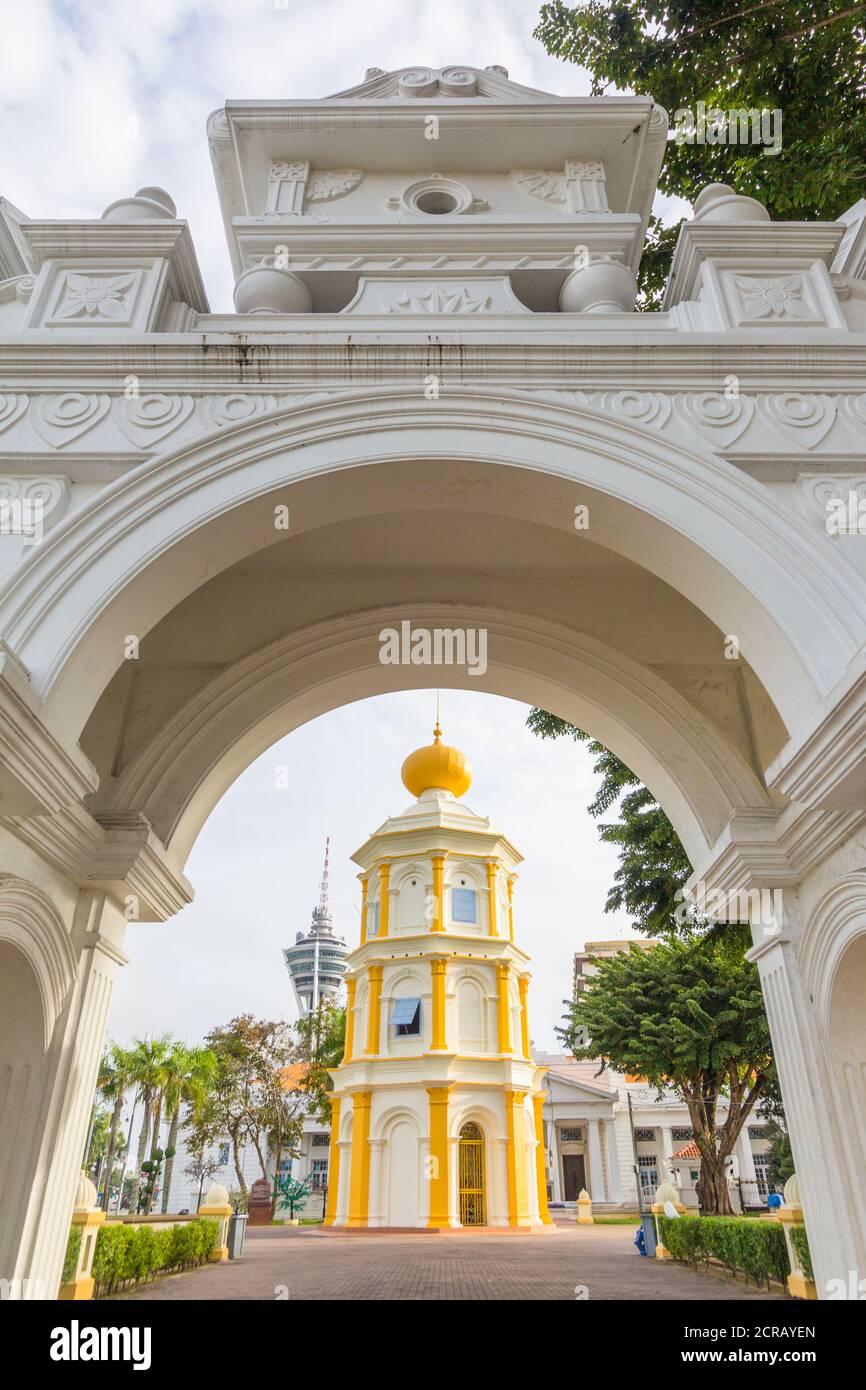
115 1220 786 1302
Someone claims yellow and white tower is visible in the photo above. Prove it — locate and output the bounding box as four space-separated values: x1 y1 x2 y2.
324 726 552 1230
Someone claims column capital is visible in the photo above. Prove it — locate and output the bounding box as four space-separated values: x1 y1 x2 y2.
426 1085 454 1105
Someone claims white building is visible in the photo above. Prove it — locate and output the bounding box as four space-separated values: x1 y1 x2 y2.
539 1053 772 1212
2 58 866 1298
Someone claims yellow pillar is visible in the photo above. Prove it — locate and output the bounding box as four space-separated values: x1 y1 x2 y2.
507 874 516 941
378 862 390 937
496 960 512 1054
431 853 446 932
323 1096 342 1225
427 1086 452 1228
486 860 499 936
58 1201 106 1300
365 964 383 1054
343 977 356 1062
504 1089 531 1227
532 1093 553 1225
430 957 447 1050
518 974 530 1058
346 1091 372 1228
359 876 368 944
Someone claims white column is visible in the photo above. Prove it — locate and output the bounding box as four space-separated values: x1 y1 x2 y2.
585 1117 604 1201
549 1121 563 1203
4 891 127 1299
737 1128 757 1183
659 1123 675 1184
603 1118 623 1201
367 1139 385 1226
749 923 865 1296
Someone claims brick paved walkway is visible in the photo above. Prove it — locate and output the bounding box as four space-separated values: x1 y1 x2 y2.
115 1219 786 1301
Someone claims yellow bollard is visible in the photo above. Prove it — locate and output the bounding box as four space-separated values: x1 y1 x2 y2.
199 1182 234 1262
58 1174 106 1300
576 1188 594 1225
651 1182 686 1260
775 1175 817 1300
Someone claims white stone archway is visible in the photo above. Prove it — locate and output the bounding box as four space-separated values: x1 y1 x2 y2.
3 57 866 1297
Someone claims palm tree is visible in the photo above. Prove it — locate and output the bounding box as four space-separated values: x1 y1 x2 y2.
127 1035 171 1211
95 1042 136 1211
159 1044 217 1213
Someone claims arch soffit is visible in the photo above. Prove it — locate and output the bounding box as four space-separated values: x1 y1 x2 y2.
101 605 772 870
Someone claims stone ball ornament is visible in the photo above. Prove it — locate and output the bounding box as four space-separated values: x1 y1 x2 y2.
692 182 770 223
233 266 313 315
559 255 637 314
102 187 178 221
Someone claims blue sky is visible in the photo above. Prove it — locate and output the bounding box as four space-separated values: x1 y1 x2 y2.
3 2 646 1050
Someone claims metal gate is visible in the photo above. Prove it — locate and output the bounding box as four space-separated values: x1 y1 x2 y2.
458 1122 486 1226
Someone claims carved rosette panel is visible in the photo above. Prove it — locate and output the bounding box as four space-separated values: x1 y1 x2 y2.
50 272 139 324
115 393 195 448
207 394 279 428
797 475 866 533
0 394 29 434
0 475 69 530
33 393 111 447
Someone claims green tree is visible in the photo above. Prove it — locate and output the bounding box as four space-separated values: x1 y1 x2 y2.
559 936 774 1214
764 1117 795 1190
276 1174 312 1221
189 1016 304 1212
94 1042 137 1210
534 2 866 302
126 1035 171 1211
294 1000 346 1125
526 708 692 934
159 1043 217 1214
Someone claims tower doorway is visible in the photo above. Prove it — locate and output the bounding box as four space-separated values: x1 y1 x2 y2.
458 1122 486 1226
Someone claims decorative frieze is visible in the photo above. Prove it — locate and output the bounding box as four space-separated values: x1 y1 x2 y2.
265 162 363 216
513 160 609 214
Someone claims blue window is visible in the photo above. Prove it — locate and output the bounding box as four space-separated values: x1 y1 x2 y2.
452 888 477 923
390 997 421 1035
367 903 378 937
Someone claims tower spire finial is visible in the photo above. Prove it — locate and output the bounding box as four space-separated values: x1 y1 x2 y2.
319 836 330 914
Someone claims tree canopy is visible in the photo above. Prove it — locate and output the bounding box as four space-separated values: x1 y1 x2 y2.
534 1 866 300
526 708 692 935
558 935 775 1212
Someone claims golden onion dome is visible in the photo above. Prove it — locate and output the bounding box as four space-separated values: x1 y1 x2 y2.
401 724 472 798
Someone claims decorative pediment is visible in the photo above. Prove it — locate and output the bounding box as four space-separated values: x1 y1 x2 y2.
327 65 555 101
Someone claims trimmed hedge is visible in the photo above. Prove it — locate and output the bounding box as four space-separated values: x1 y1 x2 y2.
92 1217 219 1296
790 1224 814 1281
657 1214 790 1288
61 1225 82 1283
